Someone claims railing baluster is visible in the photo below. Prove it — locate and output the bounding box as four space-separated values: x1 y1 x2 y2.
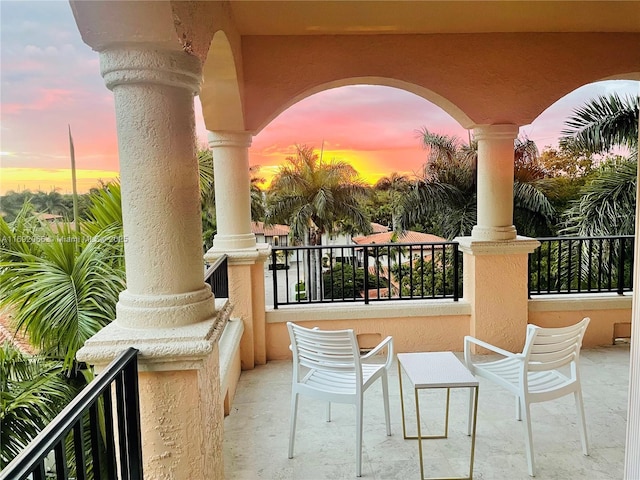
54 442 68 480
363 246 369 304
124 354 143 480
272 249 279 309
618 237 626 295
103 386 118 480
89 402 102 480
73 418 87 480
453 243 460 301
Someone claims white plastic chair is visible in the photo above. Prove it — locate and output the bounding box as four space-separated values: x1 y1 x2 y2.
464 317 590 477
287 322 393 477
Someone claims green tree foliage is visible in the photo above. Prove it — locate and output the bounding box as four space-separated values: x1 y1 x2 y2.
0 202 125 373
391 250 461 298
0 343 76 468
398 129 555 238
322 262 387 299
560 93 639 236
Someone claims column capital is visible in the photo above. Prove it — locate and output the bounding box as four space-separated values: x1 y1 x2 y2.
473 124 520 141
208 130 253 149
100 46 202 93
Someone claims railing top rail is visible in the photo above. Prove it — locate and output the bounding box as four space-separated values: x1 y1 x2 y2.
276 241 459 251
205 254 228 275
0 347 139 480
536 235 635 241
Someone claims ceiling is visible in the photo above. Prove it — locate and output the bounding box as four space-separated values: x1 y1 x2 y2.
228 1 640 36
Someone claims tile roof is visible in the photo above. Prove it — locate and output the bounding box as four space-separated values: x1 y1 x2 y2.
0 309 36 355
352 231 446 245
251 222 290 237
370 223 390 233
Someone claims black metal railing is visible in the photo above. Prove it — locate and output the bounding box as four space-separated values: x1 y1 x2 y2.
270 242 462 308
0 348 143 480
529 235 634 296
205 255 229 298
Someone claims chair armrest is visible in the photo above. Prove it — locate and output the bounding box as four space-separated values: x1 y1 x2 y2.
464 336 522 359
361 336 394 370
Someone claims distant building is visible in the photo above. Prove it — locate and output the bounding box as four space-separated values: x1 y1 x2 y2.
251 222 290 247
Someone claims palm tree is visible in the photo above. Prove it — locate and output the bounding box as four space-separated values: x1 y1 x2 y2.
0 204 125 373
374 172 412 230
561 93 638 155
267 144 372 299
560 93 639 237
267 144 372 244
0 343 76 468
399 129 555 239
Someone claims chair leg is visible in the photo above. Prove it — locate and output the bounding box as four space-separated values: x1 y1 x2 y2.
382 373 391 436
288 392 299 459
516 395 522 421
356 397 364 477
326 402 331 422
574 390 589 456
467 387 474 436
521 399 535 476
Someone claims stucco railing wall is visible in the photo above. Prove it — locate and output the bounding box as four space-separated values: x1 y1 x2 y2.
264 294 632 359
528 294 632 348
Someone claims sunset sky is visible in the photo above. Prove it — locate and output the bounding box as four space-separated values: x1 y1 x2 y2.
1 1 638 195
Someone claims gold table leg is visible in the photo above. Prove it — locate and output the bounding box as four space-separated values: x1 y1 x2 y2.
398 361 479 480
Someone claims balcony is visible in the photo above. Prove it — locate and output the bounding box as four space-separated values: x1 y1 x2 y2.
224 345 630 479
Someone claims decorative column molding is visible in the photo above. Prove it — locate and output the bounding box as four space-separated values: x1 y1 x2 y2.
208 130 257 251
472 124 519 241
97 46 215 330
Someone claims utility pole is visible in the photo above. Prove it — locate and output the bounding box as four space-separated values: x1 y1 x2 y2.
69 125 81 234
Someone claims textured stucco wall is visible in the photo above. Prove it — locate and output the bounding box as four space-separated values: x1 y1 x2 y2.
137 346 223 479
266 309 471 359
529 296 632 347
241 32 640 132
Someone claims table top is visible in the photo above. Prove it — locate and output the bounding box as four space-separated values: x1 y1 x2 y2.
397 352 478 389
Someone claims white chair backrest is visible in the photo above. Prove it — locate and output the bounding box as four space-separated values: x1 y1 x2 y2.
523 317 590 372
287 322 362 381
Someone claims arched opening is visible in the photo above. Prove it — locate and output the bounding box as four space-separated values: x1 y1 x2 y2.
200 30 244 131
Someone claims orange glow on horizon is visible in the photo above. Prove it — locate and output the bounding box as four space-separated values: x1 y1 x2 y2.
1 168 119 195
250 148 420 191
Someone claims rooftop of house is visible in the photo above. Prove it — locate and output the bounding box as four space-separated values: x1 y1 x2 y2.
0 309 35 355
352 230 446 245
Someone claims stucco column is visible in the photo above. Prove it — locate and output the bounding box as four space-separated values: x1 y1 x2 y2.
77 45 226 480
209 131 256 250
457 237 539 353
624 107 640 479
99 48 215 329
472 124 519 241
205 130 270 370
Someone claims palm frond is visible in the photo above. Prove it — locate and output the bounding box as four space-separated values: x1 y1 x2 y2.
561 93 639 154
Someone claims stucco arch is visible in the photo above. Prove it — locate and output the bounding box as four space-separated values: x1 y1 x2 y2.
252 76 474 136
200 30 245 131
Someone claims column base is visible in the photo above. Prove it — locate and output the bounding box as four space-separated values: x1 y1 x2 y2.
213 233 257 250
78 298 232 371
456 235 540 255
205 242 271 265
116 286 215 329
471 225 517 241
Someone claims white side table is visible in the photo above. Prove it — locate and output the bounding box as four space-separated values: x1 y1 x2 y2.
397 352 479 480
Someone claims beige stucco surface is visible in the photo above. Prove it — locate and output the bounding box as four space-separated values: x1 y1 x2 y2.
529 296 633 347
137 346 223 480
266 306 471 359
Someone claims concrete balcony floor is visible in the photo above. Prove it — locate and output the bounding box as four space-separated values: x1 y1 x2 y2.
224 345 630 480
